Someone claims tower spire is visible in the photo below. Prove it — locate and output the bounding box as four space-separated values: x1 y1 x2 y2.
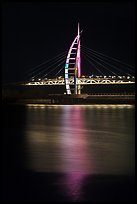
78 22 80 38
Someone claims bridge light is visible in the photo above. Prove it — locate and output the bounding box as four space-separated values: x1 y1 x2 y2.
58 76 62 79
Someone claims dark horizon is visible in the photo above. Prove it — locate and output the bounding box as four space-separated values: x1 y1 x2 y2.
2 1 135 84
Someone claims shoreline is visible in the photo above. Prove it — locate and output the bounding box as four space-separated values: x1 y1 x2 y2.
2 94 135 105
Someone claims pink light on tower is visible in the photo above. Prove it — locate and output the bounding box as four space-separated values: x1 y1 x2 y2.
77 22 81 77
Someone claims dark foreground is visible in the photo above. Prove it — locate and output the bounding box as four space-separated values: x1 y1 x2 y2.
3 170 135 202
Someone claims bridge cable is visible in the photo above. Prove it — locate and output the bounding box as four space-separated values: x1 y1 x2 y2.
82 50 118 76
26 53 67 78
82 48 132 76
41 59 66 79
28 56 66 79
82 46 134 75
81 45 135 70
25 50 68 75
55 66 64 76
82 53 104 75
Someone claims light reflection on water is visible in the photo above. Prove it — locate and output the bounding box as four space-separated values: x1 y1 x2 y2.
24 104 135 201
26 104 133 109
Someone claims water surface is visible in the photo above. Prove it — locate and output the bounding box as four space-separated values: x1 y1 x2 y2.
3 104 135 202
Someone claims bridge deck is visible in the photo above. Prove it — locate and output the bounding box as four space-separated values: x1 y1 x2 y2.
24 77 135 86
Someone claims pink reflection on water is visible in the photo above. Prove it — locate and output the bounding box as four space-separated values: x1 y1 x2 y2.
60 106 92 201
63 172 86 201
60 106 92 172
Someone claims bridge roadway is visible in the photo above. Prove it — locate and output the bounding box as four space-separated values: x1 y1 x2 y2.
25 77 135 86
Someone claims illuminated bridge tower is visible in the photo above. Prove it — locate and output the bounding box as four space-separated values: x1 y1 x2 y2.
65 23 82 94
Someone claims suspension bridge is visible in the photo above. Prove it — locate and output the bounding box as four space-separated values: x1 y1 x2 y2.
23 23 135 97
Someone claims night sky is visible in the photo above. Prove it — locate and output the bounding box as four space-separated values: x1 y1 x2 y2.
2 1 135 84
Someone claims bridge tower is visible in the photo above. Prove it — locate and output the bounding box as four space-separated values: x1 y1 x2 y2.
64 23 82 94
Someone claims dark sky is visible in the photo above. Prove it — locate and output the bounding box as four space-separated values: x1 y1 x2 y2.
2 1 135 84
